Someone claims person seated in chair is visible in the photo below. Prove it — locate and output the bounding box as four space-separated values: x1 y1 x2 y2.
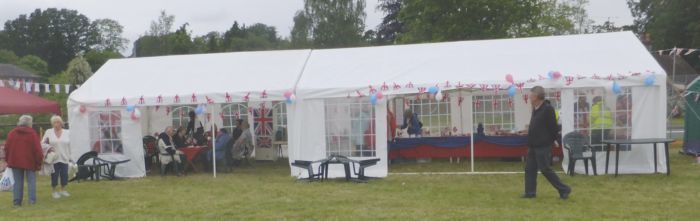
158 126 184 176
206 128 232 167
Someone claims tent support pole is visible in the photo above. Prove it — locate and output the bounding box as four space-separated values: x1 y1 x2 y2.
212 105 217 178
470 93 474 172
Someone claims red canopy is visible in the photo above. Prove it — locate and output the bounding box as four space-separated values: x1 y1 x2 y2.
0 87 61 115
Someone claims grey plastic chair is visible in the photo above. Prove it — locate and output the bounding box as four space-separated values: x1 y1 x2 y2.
563 132 597 176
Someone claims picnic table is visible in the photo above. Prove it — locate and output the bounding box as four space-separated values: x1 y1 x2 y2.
178 146 207 172
603 138 674 177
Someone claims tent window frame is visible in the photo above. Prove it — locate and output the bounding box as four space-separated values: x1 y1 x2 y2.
222 103 249 133
405 96 451 137
171 106 196 129
89 110 124 155
472 94 515 133
324 98 376 157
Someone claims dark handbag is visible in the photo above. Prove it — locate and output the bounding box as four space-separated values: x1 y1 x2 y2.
166 147 176 155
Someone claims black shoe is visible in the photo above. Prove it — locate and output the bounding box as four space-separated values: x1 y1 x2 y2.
521 194 536 199
559 189 571 200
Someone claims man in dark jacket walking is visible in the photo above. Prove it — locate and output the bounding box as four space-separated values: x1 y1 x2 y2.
523 86 571 199
5 115 44 206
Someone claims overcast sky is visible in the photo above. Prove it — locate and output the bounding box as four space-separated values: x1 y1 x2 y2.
0 0 633 54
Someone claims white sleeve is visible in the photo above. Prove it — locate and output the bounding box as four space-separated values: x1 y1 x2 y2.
41 129 50 143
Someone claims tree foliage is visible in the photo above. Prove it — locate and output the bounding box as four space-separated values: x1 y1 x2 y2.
394 0 580 43
3 8 93 74
65 56 93 85
84 50 123 72
90 19 129 51
2 8 128 75
148 10 176 37
628 0 700 50
291 0 367 48
17 55 49 78
375 0 405 45
134 12 286 57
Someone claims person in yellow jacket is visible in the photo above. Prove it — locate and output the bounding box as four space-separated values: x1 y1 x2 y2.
590 96 613 149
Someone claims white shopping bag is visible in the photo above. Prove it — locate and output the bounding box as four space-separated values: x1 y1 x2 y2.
68 162 78 179
0 169 14 192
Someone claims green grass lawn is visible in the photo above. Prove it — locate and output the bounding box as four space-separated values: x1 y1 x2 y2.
2 144 699 220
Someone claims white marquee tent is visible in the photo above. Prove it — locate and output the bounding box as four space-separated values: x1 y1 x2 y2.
68 32 667 178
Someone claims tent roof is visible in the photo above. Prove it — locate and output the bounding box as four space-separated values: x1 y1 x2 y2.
296 31 665 98
0 87 61 115
71 32 665 105
70 49 311 105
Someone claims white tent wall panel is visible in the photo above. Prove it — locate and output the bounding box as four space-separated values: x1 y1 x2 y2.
67 101 146 178
287 99 328 177
146 107 171 136
560 89 576 173
287 98 389 178
513 91 532 132
560 85 667 175
67 100 89 164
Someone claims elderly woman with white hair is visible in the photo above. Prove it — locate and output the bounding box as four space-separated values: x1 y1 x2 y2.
41 115 72 199
4 115 43 207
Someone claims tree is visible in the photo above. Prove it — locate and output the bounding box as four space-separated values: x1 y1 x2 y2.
84 50 123 72
134 23 197 57
0 31 9 50
396 0 578 43
65 56 93 85
0 49 19 64
591 21 625 33
290 11 313 48
3 8 95 74
628 0 700 50
375 0 404 45
90 19 129 51
133 12 191 57
17 55 49 78
567 0 594 33
291 0 367 48
148 10 175 37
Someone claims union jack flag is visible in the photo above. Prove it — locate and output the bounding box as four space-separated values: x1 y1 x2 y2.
254 104 273 136
256 137 272 149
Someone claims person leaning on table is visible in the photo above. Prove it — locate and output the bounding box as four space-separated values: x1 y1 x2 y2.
4 115 43 207
522 86 571 200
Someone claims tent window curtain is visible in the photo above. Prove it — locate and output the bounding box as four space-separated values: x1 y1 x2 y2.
171 106 196 129
272 102 287 142
222 103 249 133
613 88 633 143
324 98 376 157
573 88 633 151
472 94 515 133
406 96 451 137
546 90 563 110
89 110 124 154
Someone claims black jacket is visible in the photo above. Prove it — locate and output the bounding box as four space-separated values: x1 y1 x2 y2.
528 100 558 148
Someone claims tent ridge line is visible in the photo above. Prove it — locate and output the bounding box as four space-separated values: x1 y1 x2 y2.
292 49 314 94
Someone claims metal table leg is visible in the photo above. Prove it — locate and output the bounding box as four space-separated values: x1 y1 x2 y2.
664 142 671 176
653 143 658 173
615 144 620 177
605 143 611 174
